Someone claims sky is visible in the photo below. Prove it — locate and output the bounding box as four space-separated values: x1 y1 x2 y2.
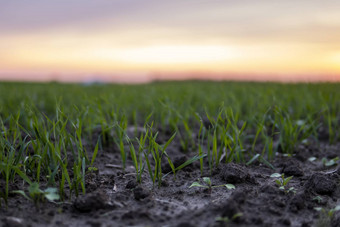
1 0 340 82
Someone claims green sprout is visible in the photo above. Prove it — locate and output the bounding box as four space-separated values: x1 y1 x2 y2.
322 157 339 167
315 205 340 217
315 205 340 227
312 196 323 204
13 182 60 208
270 173 296 194
189 177 235 194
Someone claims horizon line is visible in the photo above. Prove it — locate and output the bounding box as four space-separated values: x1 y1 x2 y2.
0 71 340 84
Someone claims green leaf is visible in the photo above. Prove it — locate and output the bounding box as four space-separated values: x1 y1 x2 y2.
12 190 32 201
162 132 177 152
189 182 207 188
259 156 275 170
308 157 317 162
165 154 207 176
13 166 32 185
225 184 235 190
275 179 282 186
44 188 60 201
232 212 243 220
314 207 323 211
334 205 340 211
246 154 260 166
270 173 282 178
29 182 42 194
88 167 98 172
284 176 293 185
215 216 229 222
164 152 175 174
288 187 296 193
325 158 339 167
90 139 100 166
203 177 211 186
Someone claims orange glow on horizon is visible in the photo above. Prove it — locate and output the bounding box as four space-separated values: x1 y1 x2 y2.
1 1 340 82
1 35 340 78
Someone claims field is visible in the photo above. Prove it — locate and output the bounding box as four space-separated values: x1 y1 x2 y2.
1 81 340 227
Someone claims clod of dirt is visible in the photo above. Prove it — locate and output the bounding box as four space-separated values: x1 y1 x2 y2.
219 191 246 223
73 190 111 212
85 174 114 193
126 180 138 189
220 201 242 222
304 173 336 195
161 180 169 187
220 163 254 184
2 217 24 227
279 158 304 177
229 190 248 204
289 192 306 212
133 186 151 200
282 164 304 177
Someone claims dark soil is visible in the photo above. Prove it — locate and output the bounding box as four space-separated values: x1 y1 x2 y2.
1 135 340 227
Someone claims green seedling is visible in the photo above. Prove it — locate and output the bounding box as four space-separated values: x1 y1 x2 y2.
113 117 128 171
314 205 340 227
270 173 296 194
274 107 314 155
87 167 98 173
151 131 177 187
195 112 206 175
322 157 339 167
315 205 340 217
308 157 317 162
13 182 60 208
87 138 100 174
189 177 235 194
312 196 323 204
128 126 150 184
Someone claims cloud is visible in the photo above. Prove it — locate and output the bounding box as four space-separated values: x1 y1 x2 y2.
1 0 340 77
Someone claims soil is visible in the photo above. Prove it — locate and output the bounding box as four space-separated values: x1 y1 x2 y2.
1 131 340 227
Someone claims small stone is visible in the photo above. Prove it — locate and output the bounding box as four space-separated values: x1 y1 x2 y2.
279 158 304 177
126 180 138 189
3 217 24 227
220 163 254 184
304 173 336 195
289 193 305 212
134 187 150 201
74 190 110 212
221 200 240 219
282 164 304 177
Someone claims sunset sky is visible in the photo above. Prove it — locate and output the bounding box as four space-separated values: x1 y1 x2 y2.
1 0 340 82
